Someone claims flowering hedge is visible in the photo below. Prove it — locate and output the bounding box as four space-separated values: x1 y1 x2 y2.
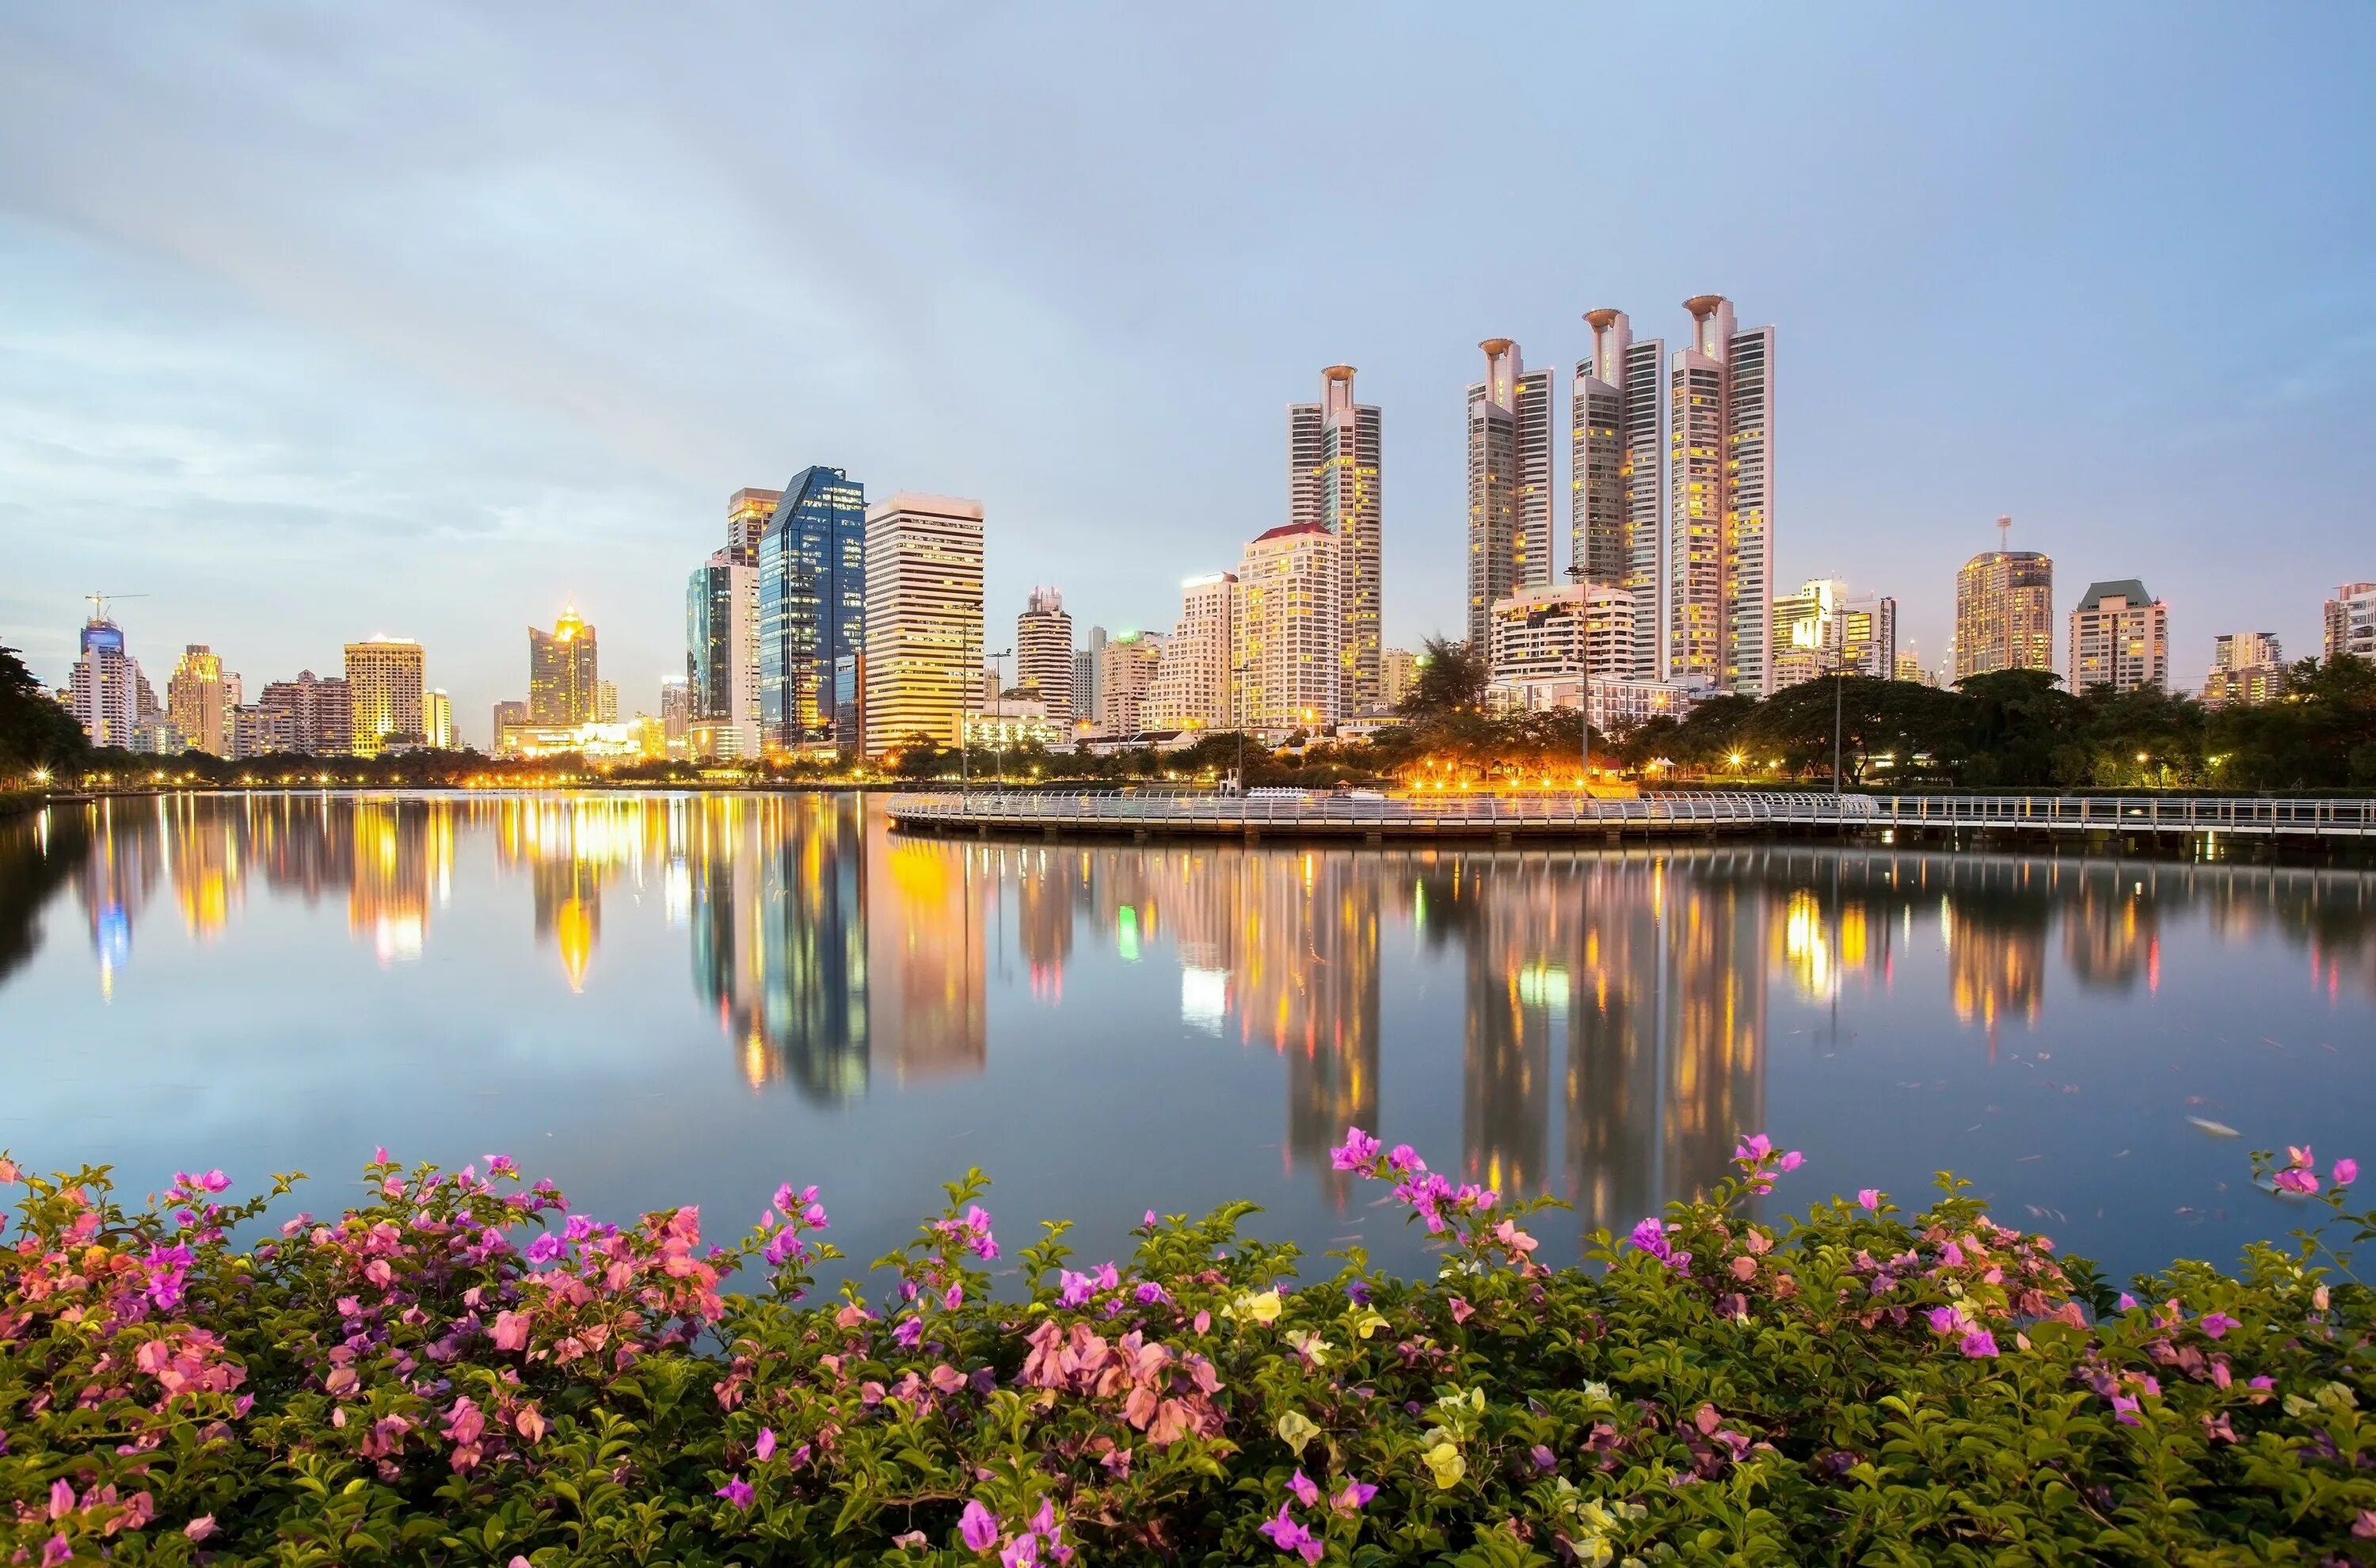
3 1134 2374 1566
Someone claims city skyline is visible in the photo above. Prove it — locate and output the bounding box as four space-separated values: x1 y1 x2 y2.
4 8 2369 733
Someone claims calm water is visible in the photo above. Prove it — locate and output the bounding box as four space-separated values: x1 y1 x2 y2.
3 791 2373 1286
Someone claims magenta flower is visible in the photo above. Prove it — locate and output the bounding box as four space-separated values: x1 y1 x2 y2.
2198 1312 2239 1339
1734 1134 1773 1163
2110 1393 2141 1425
1000 1536 1041 1568
755 1428 777 1462
1057 1271 1093 1308
943 1282 965 1311
2273 1166 2320 1195
894 1317 925 1349
1856 1189 1881 1212
2334 1158 2359 1188
1530 1444 1555 1472
1258 1503 1323 1563
1331 1127 1383 1171
1331 1477 1376 1513
959 1500 1000 1553
715 1475 754 1509
1960 1329 2000 1358
185 1516 218 1542
1288 1469 1320 1506
1778 1150 1804 1173
524 1233 565 1265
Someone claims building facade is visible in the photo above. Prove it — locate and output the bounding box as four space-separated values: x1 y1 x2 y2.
257 671 352 756
344 638 425 757
2203 632 2286 708
1840 594 1897 679
1143 573 1236 732
1574 310 1665 677
861 493 984 756
686 550 759 758
1290 366 1384 712
424 689 455 749
1769 579 1844 690
1954 538 2054 683
2067 580 2169 695
1015 586 1075 723
1098 632 1165 736
726 486 781 558
1666 295 1775 695
1236 521 1342 729
67 609 142 748
759 466 866 751
2325 582 2376 664
167 645 230 756
1074 626 1107 733
528 608 598 725
1380 647 1419 712
1466 341 1552 648
1487 584 1634 687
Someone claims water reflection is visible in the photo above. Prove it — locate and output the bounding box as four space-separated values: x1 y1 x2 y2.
3 794 2374 1279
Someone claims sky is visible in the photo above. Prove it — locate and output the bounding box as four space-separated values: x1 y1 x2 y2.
3 2 2374 741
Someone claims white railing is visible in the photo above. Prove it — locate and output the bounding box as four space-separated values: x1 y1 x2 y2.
884 790 2376 836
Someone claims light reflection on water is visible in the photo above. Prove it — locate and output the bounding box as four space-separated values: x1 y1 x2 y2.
2 790 2372 1287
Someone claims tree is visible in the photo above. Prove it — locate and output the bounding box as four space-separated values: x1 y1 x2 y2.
1399 636 1488 719
0 643 87 776
1741 676 1962 785
1948 670 2072 787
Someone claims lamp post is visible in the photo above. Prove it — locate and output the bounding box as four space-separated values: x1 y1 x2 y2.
1563 561 1594 794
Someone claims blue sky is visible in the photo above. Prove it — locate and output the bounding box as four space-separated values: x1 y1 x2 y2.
4 3 2373 739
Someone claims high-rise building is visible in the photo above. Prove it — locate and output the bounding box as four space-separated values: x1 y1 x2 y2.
491 700 527 754
726 486 781 560
660 679 693 755
592 680 618 725
1099 632 1164 736
759 466 866 752
344 638 425 757
1289 367 1384 713
1840 594 1896 679
1954 525 2054 683
2068 580 2169 695
2325 582 2376 664
1466 340 1552 648
1236 521 1342 730
1074 626 1107 733
528 608 598 725
1380 647 1420 711
1769 580 1845 690
1143 573 1236 732
1487 584 1634 683
1015 587 1075 723
67 603 142 749
1667 296 1775 695
167 645 230 756
227 704 290 759
258 671 352 756
686 548 760 759
862 493 984 756
1894 650 1928 685
1574 310 1665 677
2204 632 2286 708
424 689 455 749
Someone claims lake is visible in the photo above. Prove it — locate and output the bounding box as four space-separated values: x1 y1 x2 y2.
2 790 2371 1288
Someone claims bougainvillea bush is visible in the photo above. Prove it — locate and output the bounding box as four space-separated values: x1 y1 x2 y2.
3 1134 2374 1566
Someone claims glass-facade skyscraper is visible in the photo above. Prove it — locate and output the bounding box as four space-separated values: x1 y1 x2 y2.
759 466 866 751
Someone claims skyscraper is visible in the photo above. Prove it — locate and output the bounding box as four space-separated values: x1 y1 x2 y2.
258 671 352 756
1379 646 1419 711
423 689 455 749
344 638 425 757
528 608 598 725
1289 367 1383 714
1099 632 1163 735
1466 341 1552 648
1955 527 2054 683
2068 580 2169 695
1769 579 1845 690
167 645 230 756
1143 573 1237 731
1015 587 1075 723
1667 295 1775 695
67 603 141 749
1574 310 1664 677
1074 626 1107 734
687 548 760 758
2204 632 2286 707
759 466 866 752
1236 522 1342 729
862 493 984 756
2325 582 2376 664
726 486 781 559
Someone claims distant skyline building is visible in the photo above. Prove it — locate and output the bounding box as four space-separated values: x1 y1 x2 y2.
1098 631 1164 735
1487 583 1633 687
2068 580 2169 695
1290 365 1383 713
659 678 692 755
1955 524 2054 683
1143 573 1236 732
1666 295 1774 695
527 607 598 725
686 546 760 759
491 699 527 753
1769 578 1845 690
1380 646 1419 711
2325 581 2376 664
67 604 142 749
344 638 425 758
2204 632 2286 707
1015 586 1075 723
1574 310 1665 677
1074 625 1107 733
592 679 617 725
1466 340 1552 648
1236 521 1342 730
167 644 230 756
726 486 780 560
759 466 866 752
257 671 351 756
424 688 455 749
1840 593 1897 679
861 493 984 756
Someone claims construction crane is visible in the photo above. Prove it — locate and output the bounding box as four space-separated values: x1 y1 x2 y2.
83 592 149 624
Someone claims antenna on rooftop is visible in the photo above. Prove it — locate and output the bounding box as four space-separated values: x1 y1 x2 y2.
1997 515 2012 551
84 592 150 623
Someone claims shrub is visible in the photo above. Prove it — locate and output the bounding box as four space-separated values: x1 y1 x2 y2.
2 1135 2374 1565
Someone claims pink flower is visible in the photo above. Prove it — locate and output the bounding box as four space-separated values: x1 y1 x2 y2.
1331 1127 1382 1171
1734 1134 1773 1163
2354 1509 2376 1539
755 1428 776 1462
185 1517 219 1543
1288 1469 1320 1506
894 1532 928 1550
944 1282 965 1311
1258 1503 1323 1564
893 1317 924 1349
42 1536 69 1567
959 1500 1000 1553
1449 1296 1474 1324
2334 1158 2359 1187
2198 1312 2239 1339
2273 1166 2320 1195
715 1475 754 1509
491 1310 531 1351
0 1157 20 1184
1856 1189 1881 1212
1530 1444 1556 1472
1778 1150 1804 1172
1332 1477 1376 1513
2111 1393 2141 1425
1000 1536 1041 1568
1960 1330 1999 1358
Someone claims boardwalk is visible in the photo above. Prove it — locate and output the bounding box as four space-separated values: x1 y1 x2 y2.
885 790 2376 844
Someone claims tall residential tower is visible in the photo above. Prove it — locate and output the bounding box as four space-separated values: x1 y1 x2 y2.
861 494 984 756
1289 367 1383 713
759 466 866 751
1466 341 1552 647
1015 587 1076 723
1954 522 2054 683
1573 310 1664 677
1666 296 1775 695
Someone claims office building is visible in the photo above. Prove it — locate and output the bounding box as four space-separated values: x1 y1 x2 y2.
2325 582 2376 664
528 608 598 725
1487 584 1633 684
1769 579 1845 690
257 671 352 756
1894 651 1928 685
67 603 143 749
491 700 527 755
167 645 230 756
1380 646 1419 711
1466 340 1552 648
1840 594 1896 679
2068 580 2168 695
1099 631 1165 736
344 639 425 757
685 548 759 759
592 681 617 725
2203 633 2286 708
1667 295 1775 695
1143 573 1236 732
424 689 455 749
1015 586 1075 722
861 493 984 756
726 486 781 559
660 679 692 755
228 704 290 759
1574 310 1665 676
1074 626 1107 733
759 466 866 751
1236 521 1342 730
1290 366 1384 712
1954 525 2054 682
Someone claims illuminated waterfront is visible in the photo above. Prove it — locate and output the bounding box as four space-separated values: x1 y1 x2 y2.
2 791 2372 1283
